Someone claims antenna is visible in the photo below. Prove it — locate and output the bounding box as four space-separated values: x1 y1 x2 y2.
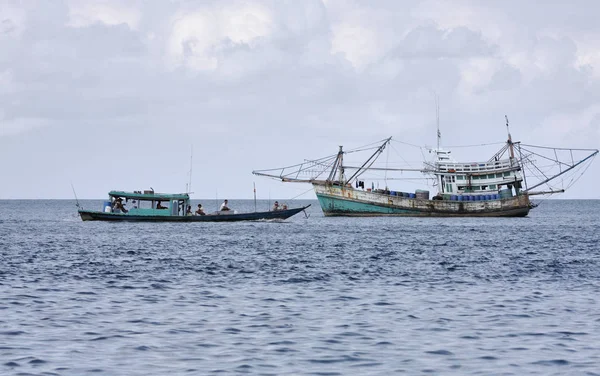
435 94 441 151
186 145 193 193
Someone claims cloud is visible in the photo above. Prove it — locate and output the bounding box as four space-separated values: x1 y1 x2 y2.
66 0 141 29
0 0 599 199
392 25 494 60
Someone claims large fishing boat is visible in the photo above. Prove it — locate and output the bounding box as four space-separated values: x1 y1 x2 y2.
78 190 309 222
253 118 597 217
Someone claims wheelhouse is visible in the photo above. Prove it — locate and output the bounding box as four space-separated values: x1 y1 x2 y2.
105 190 191 216
432 149 524 197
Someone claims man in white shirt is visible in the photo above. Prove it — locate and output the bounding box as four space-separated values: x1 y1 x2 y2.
220 199 231 211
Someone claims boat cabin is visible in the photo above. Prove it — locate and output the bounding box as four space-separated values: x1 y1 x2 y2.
105 190 191 216
433 150 524 198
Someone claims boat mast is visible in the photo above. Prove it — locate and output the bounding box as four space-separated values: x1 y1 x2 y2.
436 95 441 152
338 146 345 184
506 115 515 161
435 96 443 196
344 137 391 184
327 146 345 184
186 145 193 194
253 182 257 212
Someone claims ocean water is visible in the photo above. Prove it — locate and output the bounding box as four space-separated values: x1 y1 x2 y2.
0 199 599 375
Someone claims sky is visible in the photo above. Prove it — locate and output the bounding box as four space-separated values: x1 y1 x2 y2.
1 0 599 200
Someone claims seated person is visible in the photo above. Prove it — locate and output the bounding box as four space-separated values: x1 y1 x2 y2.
272 201 280 211
185 205 192 216
156 201 168 209
282 204 288 210
220 199 231 211
195 204 206 216
112 198 128 213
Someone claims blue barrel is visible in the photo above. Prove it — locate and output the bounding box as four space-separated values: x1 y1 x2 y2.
499 188 513 199
103 201 112 212
451 195 457 201
391 191 396 196
493 194 499 200
486 194 491 200
409 193 415 199
477 195 482 201
457 195 463 201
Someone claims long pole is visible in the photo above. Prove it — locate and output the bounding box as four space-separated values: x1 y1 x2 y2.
188 145 193 194
70 182 81 209
253 182 257 212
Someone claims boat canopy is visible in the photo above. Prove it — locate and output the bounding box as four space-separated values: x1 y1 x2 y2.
108 190 190 201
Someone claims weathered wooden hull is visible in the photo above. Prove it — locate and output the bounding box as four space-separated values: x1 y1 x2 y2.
79 206 310 222
313 184 530 217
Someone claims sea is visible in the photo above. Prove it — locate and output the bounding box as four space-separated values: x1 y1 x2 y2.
0 199 599 376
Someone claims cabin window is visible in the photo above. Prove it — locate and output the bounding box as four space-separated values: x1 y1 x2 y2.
471 186 480 190
488 174 495 179
504 172 511 177
457 175 464 180
481 185 488 190
496 173 503 178
458 186 464 191
489 184 497 189
138 200 152 209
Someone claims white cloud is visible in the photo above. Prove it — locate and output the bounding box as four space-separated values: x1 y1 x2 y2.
66 0 141 29
0 0 599 198
166 2 275 72
0 116 49 137
0 2 26 39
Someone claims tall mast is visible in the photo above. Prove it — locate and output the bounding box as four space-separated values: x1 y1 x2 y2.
436 95 441 152
338 146 345 184
436 96 442 196
345 137 391 184
186 145 193 193
327 146 344 183
506 115 515 160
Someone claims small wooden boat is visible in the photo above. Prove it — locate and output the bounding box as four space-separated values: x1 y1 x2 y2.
78 190 310 222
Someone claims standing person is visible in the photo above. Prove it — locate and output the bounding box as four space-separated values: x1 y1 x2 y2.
220 199 231 211
186 205 192 216
272 201 280 211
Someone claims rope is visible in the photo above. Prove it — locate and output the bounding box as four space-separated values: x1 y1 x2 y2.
444 141 505 148
288 186 316 200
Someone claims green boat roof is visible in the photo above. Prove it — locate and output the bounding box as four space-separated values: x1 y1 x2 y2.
108 190 190 200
